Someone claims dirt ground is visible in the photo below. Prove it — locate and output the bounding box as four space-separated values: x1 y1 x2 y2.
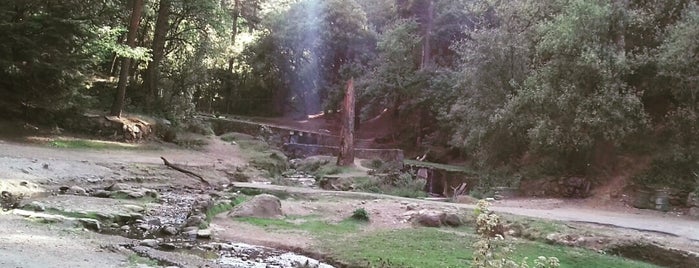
1 129 699 267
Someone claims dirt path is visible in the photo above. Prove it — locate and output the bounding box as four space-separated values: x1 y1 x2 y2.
229 182 699 242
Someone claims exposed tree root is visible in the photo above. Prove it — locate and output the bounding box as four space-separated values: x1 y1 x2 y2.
160 156 210 185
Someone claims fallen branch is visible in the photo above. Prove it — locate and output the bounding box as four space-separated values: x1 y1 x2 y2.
160 156 210 185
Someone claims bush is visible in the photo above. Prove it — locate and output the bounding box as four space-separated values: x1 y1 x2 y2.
472 200 560 268
351 208 370 221
387 172 427 198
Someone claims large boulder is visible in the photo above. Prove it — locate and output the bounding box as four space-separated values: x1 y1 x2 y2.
412 211 446 228
228 194 283 219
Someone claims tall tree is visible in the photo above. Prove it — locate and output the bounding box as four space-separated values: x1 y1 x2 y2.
143 0 171 108
337 78 356 166
111 0 145 117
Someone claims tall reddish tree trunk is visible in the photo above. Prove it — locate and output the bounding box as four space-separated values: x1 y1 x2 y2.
337 79 356 166
144 0 170 108
110 0 144 117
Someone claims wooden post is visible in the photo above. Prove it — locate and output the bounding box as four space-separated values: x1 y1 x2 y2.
337 78 355 166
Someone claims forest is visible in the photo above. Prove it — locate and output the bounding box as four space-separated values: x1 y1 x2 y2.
1 0 697 191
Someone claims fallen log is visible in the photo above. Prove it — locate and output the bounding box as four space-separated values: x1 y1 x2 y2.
160 156 210 185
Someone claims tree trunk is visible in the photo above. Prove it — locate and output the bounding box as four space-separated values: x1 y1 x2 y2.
337 78 356 166
144 0 170 109
110 0 144 117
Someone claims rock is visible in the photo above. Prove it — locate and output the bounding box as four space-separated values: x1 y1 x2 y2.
25 201 46 212
443 213 462 227
140 239 159 248
106 183 131 191
689 207 699 218
162 226 178 235
127 190 145 199
185 215 205 227
78 218 101 232
412 212 445 228
93 190 112 198
123 204 145 212
197 229 212 239
200 243 217 250
228 194 283 219
160 243 177 250
406 203 418 211
120 225 131 231
68 186 87 196
131 213 145 221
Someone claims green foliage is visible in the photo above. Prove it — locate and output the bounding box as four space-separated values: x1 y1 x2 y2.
350 208 370 222
200 196 248 228
387 172 427 198
473 200 560 268
127 254 159 267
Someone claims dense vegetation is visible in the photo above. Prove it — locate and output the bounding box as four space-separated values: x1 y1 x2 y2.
1 0 697 189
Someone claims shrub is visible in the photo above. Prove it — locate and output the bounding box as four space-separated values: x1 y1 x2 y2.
387 172 426 198
472 200 560 268
351 208 370 221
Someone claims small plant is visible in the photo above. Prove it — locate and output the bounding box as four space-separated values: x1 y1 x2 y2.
472 200 560 268
351 208 370 221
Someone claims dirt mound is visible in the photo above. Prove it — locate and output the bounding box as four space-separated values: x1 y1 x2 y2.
228 194 283 219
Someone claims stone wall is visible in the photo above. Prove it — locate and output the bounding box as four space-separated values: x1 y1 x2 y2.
208 117 339 147
282 143 404 163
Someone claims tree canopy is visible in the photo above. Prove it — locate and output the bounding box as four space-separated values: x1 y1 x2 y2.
1 0 697 187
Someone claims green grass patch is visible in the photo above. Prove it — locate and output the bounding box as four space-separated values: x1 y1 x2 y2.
234 139 288 178
127 254 159 267
325 228 658 268
200 196 248 228
236 215 363 236
49 139 153 150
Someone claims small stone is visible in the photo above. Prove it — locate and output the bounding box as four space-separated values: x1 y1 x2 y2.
406 203 418 211
162 226 178 235
140 239 159 248
130 213 145 220
127 191 145 199
185 215 205 227
160 243 177 250
78 218 101 232
68 186 87 196
197 229 212 239
400 201 409 205
123 204 145 212
137 223 150 230
93 190 112 198
120 225 131 231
